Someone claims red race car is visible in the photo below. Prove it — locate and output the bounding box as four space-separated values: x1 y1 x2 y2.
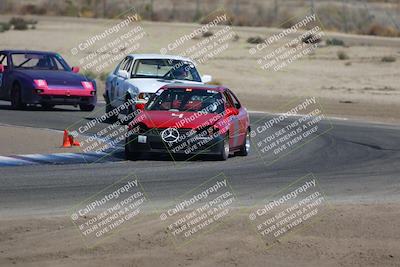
125 84 250 160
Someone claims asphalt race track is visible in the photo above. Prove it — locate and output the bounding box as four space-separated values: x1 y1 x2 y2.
1 100 400 217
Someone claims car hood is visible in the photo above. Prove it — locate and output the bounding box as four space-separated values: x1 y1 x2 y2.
127 78 203 93
16 70 86 87
139 110 223 129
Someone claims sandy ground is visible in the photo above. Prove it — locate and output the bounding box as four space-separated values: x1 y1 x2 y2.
0 204 399 267
0 15 399 124
0 124 81 155
0 15 399 267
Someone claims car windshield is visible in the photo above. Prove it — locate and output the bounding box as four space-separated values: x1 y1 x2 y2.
11 53 70 71
132 59 201 82
146 88 224 113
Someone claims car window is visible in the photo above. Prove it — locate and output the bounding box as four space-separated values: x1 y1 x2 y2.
0 54 8 67
51 57 65 70
223 91 234 108
115 57 129 74
131 59 202 82
122 57 133 72
227 90 241 109
146 88 224 113
11 53 68 71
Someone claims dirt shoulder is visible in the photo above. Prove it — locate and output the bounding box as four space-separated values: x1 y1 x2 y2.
0 124 81 155
0 203 399 267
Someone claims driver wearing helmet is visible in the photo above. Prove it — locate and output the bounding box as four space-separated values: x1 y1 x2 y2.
172 66 189 80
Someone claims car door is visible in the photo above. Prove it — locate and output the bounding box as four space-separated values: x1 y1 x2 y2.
223 91 240 148
115 56 134 105
226 89 247 148
109 57 129 106
0 52 9 100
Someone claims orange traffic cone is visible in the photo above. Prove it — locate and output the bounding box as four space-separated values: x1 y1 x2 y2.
69 134 81 147
62 130 72 147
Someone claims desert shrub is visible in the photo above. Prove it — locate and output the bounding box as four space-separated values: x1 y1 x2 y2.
381 56 396 63
302 34 322 44
366 23 400 37
232 34 240 42
337 51 349 60
316 4 370 34
247 36 263 44
10 17 28 30
19 4 46 15
326 38 345 46
193 10 202 22
202 31 213 38
0 22 11 32
200 10 233 25
80 7 95 18
62 0 79 17
9 17 37 31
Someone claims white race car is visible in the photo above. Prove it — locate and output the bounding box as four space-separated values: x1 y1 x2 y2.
104 54 212 120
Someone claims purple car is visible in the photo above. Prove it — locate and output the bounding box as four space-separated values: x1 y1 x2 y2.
0 50 96 111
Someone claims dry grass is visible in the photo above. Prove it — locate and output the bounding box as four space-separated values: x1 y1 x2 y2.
2 0 400 37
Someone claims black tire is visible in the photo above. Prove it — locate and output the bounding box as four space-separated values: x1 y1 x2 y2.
79 104 95 111
126 96 134 115
10 83 26 110
216 134 230 161
124 141 140 161
237 129 250 156
105 94 118 122
41 103 55 110
121 96 134 125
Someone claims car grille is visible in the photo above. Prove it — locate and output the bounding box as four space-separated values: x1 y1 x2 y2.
149 128 193 136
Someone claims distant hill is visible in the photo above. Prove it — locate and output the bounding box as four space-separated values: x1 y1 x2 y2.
1 0 399 37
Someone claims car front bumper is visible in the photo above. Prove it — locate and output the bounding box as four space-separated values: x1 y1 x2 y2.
27 94 97 106
126 129 225 156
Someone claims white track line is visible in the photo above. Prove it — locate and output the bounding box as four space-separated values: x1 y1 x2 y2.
0 156 37 166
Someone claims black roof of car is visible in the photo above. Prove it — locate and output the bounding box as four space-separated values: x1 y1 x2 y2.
0 50 58 55
162 83 226 92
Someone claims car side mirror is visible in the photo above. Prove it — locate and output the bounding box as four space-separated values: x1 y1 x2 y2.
201 74 212 83
72 66 80 73
226 107 239 117
0 64 4 73
117 70 130 79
